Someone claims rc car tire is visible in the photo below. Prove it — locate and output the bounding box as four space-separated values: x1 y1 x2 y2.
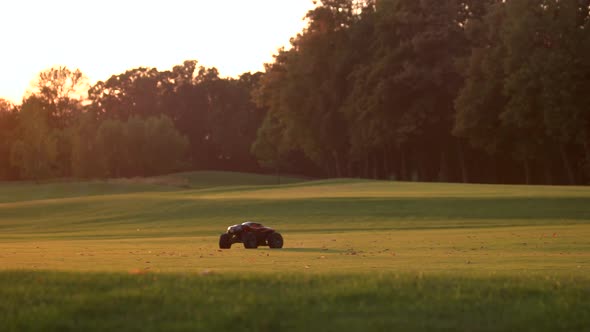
267 232 284 249
219 234 231 249
243 232 258 249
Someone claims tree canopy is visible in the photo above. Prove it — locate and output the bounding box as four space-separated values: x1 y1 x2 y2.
1 0 588 184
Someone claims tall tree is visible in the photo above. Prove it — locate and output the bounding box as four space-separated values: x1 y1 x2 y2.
344 0 472 181
10 97 58 180
454 1 513 182
143 115 189 175
94 118 128 178
251 111 291 182
255 0 362 177
457 0 590 184
93 115 188 178
534 0 590 182
25 67 90 177
201 73 268 171
0 99 18 179
88 67 163 120
70 112 102 178
29 66 88 128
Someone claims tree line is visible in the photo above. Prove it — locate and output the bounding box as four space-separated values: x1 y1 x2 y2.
0 62 266 181
252 0 590 185
1 0 589 185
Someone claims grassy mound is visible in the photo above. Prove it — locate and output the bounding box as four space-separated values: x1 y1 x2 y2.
164 170 305 188
0 171 307 204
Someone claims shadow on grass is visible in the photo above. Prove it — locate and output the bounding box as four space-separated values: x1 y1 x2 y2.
280 248 343 253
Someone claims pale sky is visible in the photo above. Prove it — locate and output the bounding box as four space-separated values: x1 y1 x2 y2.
0 0 315 104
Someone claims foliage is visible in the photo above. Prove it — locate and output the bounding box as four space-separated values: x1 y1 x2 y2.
1 0 589 184
70 112 102 178
0 61 266 180
93 115 188 178
87 61 265 172
455 0 590 184
28 66 88 129
9 97 58 180
0 99 18 179
253 0 590 184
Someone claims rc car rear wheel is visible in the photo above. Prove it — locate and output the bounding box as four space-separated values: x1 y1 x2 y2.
267 232 283 249
243 232 258 249
219 234 231 249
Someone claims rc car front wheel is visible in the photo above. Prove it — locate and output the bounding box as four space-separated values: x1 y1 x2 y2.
219 234 231 249
243 232 258 249
267 232 283 249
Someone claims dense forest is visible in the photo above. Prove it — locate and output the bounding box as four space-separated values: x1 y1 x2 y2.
1 0 589 185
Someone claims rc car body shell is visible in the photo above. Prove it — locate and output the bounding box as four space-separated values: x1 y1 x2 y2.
227 222 274 234
220 221 283 249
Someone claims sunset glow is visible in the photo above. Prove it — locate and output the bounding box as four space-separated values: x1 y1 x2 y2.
0 0 315 103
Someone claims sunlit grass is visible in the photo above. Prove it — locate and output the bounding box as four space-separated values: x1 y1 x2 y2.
0 171 589 331
1 226 589 275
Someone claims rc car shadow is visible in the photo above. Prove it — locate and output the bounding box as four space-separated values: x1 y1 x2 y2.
278 248 344 253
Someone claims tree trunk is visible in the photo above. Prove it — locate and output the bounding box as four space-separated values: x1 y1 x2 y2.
543 160 553 185
438 149 448 182
491 154 499 184
333 150 342 178
364 153 370 179
326 161 334 178
372 153 378 179
560 144 575 185
383 147 389 180
523 159 531 185
400 147 407 181
276 153 281 185
417 161 424 182
583 139 590 183
456 139 468 183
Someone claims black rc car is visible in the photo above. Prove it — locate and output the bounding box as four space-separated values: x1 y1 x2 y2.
219 221 283 249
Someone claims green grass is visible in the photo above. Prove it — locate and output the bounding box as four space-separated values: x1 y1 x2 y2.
1 272 588 332
1 171 589 331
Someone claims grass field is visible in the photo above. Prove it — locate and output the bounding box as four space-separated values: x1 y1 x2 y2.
1 171 589 331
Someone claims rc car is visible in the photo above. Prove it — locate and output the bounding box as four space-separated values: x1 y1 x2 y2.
219 221 284 249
